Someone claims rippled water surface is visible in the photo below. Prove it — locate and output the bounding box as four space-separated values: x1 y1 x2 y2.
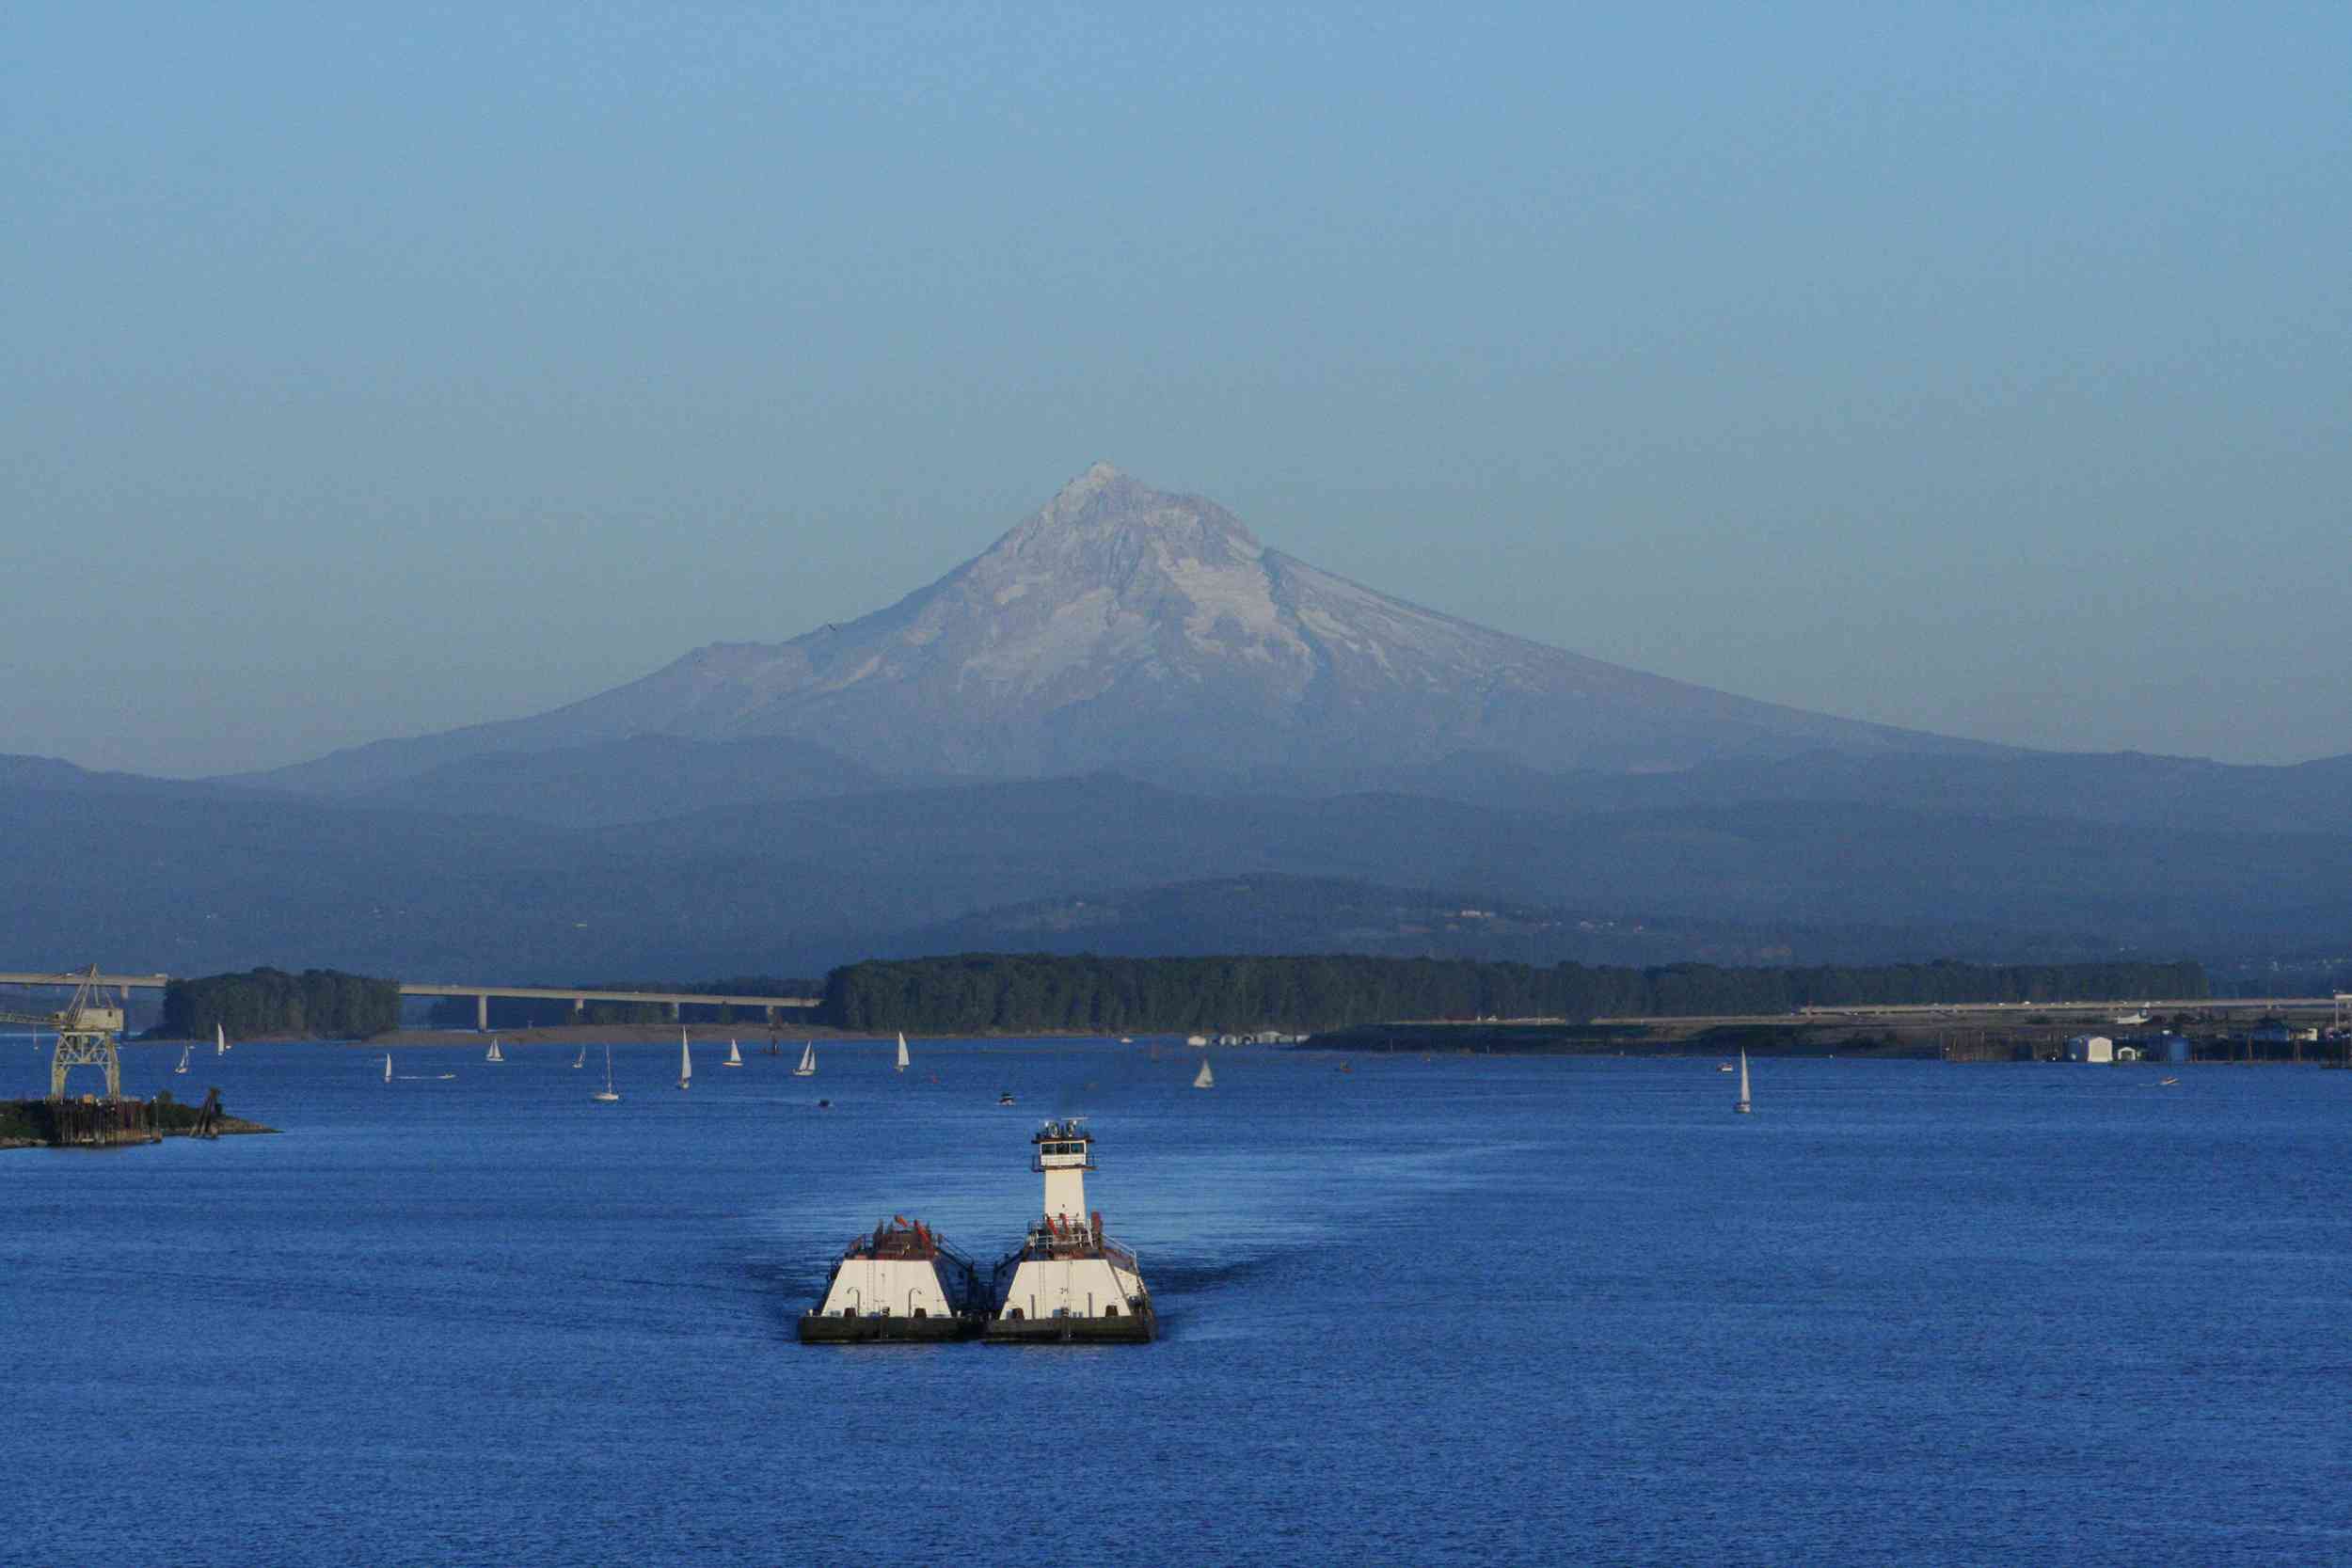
8 1039 2352 1566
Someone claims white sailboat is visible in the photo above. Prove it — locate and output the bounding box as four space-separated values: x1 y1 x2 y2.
175 1043 191 1075
572 1047 586 1069
895 1032 910 1073
678 1031 692 1090
215 1022 228 1056
793 1040 817 1077
594 1044 620 1102
485 1037 504 1064
1735 1051 1752 1115
724 1038 743 1069
383 1052 392 1085
1193 1057 1215 1090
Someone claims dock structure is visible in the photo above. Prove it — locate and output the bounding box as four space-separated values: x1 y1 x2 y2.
0 967 128 1100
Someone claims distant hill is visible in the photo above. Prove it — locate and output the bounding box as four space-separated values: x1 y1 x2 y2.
6 757 2346 981
843 873 2122 971
346 735 882 829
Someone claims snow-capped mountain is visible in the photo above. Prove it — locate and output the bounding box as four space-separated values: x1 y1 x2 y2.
258 464 1988 793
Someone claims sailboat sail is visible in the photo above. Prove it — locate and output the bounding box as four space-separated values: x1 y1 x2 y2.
795 1040 816 1077
1193 1058 1215 1090
595 1044 620 1102
175 1043 190 1075
724 1039 743 1068
1736 1051 1752 1114
678 1031 691 1089
485 1037 504 1063
215 1023 227 1056
896 1033 910 1072
573 1047 586 1069
384 1053 393 1084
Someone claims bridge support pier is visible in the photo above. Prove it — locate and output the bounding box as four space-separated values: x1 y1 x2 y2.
477 992 489 1032
668 1001 681 1022
574 996 585 1017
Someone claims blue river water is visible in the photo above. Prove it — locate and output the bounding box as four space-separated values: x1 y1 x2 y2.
6 1037 2352 1566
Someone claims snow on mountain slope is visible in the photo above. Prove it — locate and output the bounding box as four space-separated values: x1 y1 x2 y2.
256 464 1992 793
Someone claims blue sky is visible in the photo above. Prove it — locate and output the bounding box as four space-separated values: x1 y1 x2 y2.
5 2 2345 773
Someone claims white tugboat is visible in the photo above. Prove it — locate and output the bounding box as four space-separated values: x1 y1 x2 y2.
987 1118 1155 1343
799 1216 987 1342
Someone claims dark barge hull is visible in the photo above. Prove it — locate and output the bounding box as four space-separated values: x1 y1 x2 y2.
982 1310 1156 1345
798 1313 984 1343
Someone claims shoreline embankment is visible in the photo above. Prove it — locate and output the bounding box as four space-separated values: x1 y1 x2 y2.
1 1094 275 1150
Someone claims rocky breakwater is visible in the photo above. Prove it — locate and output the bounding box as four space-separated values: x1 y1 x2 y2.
0 1089 276 1149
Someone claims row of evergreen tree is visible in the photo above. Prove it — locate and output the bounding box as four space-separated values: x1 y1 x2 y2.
159 968 402 1041
145 953 2210 1040
819 953 2210 1035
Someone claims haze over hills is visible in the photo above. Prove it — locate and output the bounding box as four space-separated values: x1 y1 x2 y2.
252 464 1994 798
6 752 2350 984
5 466 2347 987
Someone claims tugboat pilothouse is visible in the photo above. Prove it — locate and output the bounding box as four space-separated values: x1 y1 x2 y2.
987 1119 1154 1343
799 1217 986 1342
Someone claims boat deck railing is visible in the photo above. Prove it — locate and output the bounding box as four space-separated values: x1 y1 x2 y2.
839 1217 978 1271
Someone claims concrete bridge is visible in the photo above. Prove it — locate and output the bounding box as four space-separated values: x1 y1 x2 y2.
0 973 820 1031
401 983 819 1030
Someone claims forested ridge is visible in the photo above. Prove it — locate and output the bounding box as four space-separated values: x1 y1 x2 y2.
818 954 2209 1035
136 954 2208 1040
159 968 402 1041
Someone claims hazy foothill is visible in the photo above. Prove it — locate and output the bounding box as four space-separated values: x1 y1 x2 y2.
2 466 2346 993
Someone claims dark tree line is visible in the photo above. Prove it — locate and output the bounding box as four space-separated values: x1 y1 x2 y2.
818 954 2210 1035
160 968 402 1041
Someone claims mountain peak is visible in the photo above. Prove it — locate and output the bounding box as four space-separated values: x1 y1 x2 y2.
253 465 2002 791
1002 464 1261 562
1037 460 1143 520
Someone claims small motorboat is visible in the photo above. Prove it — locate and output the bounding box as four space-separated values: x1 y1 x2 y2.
998 1090 1016 1105
2159 1076 2180 1086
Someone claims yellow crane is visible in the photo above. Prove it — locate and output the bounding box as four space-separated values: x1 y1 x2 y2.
0 967 128 1100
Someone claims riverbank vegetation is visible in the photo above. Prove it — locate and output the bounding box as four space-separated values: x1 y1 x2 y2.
818 955 2208 1036
157 968 401 1041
